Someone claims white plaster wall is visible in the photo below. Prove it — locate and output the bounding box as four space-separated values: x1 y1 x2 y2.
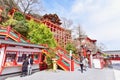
0 47 5 67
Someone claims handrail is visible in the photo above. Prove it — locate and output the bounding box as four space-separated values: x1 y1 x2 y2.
10 27 30 43
55 46 80 66
0 25 6 29
0 26 30 43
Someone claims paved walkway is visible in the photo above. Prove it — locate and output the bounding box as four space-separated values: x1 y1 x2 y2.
112 61 120 80
5 66 116 80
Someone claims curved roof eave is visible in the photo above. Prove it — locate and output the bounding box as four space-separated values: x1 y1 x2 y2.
0 40 47 49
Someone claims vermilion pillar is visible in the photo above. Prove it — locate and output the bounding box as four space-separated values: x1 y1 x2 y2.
71 59 74 71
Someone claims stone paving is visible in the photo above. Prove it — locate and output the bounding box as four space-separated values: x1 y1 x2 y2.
3 61 120 80
112 61 120 80
5 66 116 80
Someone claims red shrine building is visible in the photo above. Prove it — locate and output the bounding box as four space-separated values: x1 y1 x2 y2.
5 8 72 48
42 20 72 47
0 8 74 75
0 26 48 75
0 7 3 22
26 15 72 48
74 35 97 54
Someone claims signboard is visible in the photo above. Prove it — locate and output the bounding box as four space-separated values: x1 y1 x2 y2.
69 50 72 57
93 59 101 68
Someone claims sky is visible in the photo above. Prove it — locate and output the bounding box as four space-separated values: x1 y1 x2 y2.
41 0 120 51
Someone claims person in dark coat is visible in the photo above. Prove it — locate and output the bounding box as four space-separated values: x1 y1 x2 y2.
80 59 84 73
21 59 28 77
79 53 84 73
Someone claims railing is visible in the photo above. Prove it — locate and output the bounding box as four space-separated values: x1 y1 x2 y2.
0 26 30 43
56 50 74 71
55 46 80 65
109 57 120 60
9 27 30 43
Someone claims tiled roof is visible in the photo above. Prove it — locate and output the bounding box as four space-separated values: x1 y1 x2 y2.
103 50 120 55
0 40 46 49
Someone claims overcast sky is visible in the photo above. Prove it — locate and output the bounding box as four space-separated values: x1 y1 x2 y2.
42 0 120 50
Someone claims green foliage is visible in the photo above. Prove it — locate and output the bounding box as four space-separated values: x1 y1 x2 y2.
45 49 56 69
1 8 10 22
13 12 25 21
2 18 29 37
46 56 53 69
102 53 109 58
27 20 57 48
2 11 27 37
65 43 77 54
2 18 17 27
27 20 57 68
13 20 29 37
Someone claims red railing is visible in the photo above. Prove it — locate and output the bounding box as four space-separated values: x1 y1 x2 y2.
0 26 30 43
55 46 80 65
56 49 74 71
42 48 74 71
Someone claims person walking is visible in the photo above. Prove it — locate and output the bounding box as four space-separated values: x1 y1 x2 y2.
79 54 84 73
80 59 84 73
83 57 88 71
27 55 33 75
21 59 28 77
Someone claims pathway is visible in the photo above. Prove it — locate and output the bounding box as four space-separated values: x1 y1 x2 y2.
5 66 116 80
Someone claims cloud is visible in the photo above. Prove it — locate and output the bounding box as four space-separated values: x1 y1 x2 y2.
89 0 120 25
71 1 84 14
88 20 120 41
70 0 120 50
87 0 120 40
71 0 120 23
42 0 120 50
71 0 102 14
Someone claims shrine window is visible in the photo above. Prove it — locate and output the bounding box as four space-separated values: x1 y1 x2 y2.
17 52 33 64
33 53 39 60
5 52 16 62
17 53 27 62
33 53 39 63
5 51 17 67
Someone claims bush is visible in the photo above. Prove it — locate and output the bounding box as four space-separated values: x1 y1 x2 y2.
13 12 24 21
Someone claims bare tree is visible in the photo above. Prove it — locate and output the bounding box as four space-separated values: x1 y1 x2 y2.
97 42 107 51
61 17 73 29
71 24 86 54
0 0 18 10
77 25 85 53
0 0 18 22
77 25 85 38
72 24 85 39
15 0 44 15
